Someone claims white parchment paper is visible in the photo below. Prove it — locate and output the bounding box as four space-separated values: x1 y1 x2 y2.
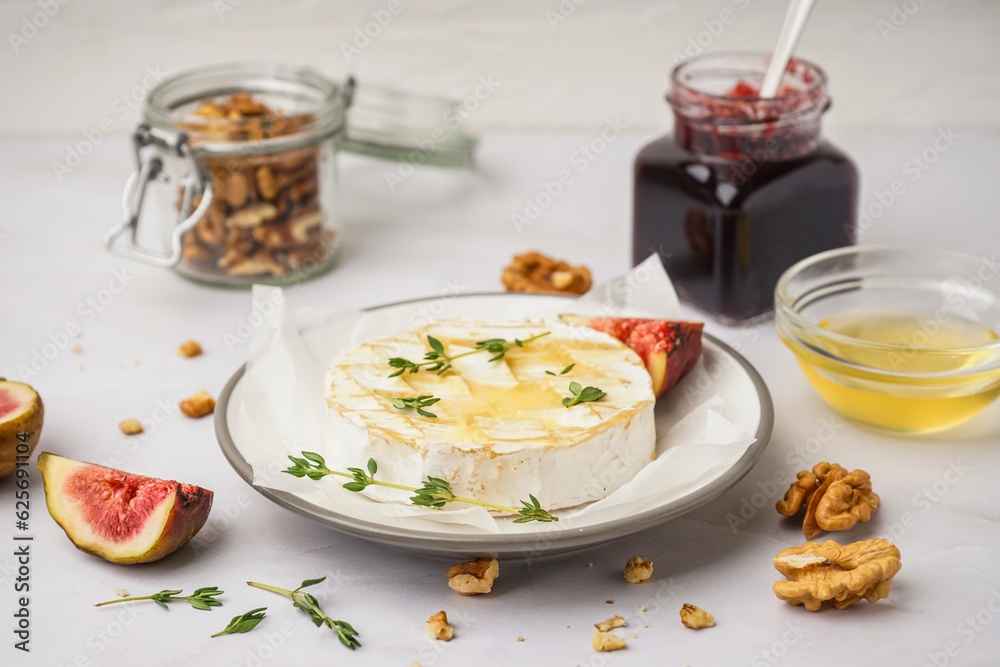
228 255 758 534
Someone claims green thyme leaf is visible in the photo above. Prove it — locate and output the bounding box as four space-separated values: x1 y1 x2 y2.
562 383 606 408
428 336 445 354
212 608 267 637
387 394 441 418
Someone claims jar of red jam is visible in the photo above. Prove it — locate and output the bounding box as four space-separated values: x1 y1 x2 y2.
633 52 858 323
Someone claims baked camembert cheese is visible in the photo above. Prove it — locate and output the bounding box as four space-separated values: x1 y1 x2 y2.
323 318 656 512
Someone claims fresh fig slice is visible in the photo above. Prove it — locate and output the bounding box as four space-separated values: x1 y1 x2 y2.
561 315 704 398
38 452 213 564
0 381 44 478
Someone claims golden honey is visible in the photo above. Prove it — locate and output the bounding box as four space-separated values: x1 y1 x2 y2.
784 309 1000 433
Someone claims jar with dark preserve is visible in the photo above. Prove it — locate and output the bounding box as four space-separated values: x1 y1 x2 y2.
633 52 858 323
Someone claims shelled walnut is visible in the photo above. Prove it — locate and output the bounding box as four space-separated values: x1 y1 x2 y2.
772 539 902 611
502 251 592 295
592 629 626 652
445 559 499 596
679 603 715 629
179 391 215 419
624 556 653 583
118 419 143 435
594 615 625 632
176 93 335 280
425 611 453 641
776 462 879 539
177 340 203 358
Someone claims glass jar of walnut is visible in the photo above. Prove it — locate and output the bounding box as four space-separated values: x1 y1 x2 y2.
104 62 476 287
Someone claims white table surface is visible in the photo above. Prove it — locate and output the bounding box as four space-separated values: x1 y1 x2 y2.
2 130 999 667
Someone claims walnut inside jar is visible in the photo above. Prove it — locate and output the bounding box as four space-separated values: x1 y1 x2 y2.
176 93 335 280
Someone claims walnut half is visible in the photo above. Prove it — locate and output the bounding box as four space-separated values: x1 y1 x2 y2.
773 539 902 611
776 462 879 539
445 559 499 596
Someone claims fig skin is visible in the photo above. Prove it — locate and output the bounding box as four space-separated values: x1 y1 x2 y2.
0 381 44 478
38 452 213 565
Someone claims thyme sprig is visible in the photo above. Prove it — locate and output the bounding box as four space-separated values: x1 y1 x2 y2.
388 332 551 377
94 587 223 610
385 393 440 418
545 363 575 376
246 578 359 650
284 452 557 523
212 607 267 637
562 382 606 408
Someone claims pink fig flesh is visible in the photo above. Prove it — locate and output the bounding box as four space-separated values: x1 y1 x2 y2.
38 452 213 564
0 381 43 478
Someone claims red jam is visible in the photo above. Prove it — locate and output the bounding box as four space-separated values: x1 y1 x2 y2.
633 54 857 323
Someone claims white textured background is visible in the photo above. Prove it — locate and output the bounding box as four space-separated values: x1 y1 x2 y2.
2 0 999 137
3 3 1000 667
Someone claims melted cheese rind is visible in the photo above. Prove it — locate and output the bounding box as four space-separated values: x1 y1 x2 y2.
324 318 656 511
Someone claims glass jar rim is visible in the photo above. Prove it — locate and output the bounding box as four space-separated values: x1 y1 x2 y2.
143 61 478 166
668 51 828 126
144 61 344 155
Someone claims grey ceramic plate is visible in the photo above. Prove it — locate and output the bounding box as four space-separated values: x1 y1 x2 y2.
215 293 774 559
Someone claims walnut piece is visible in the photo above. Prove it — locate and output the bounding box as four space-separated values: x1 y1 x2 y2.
222 171 249 208
118 419 143 435
773 538 902 611
592 629 626 652
679 603 715 629
182 231 213 262
195 206 226 245
502 251 592 295
289 210 323 244
256 166 279 200
179 391 215 419
776 462 879 539
228 202 278 228
775 470 818 515
624 556 653 583
219 248 286 277
177 341 203 358
425 610 453 641
594 615 625 632
445 559 499 596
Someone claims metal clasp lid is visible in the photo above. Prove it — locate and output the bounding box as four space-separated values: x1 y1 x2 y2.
103 124 213 267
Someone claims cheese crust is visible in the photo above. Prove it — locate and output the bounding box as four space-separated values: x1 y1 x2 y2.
323 318 656 512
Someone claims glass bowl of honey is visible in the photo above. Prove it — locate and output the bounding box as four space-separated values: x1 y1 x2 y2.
775 246 1000 433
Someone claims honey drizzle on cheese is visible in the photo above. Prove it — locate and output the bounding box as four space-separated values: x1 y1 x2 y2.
326 320 653 455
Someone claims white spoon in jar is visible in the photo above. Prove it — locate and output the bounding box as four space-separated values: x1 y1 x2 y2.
759 0 818 98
